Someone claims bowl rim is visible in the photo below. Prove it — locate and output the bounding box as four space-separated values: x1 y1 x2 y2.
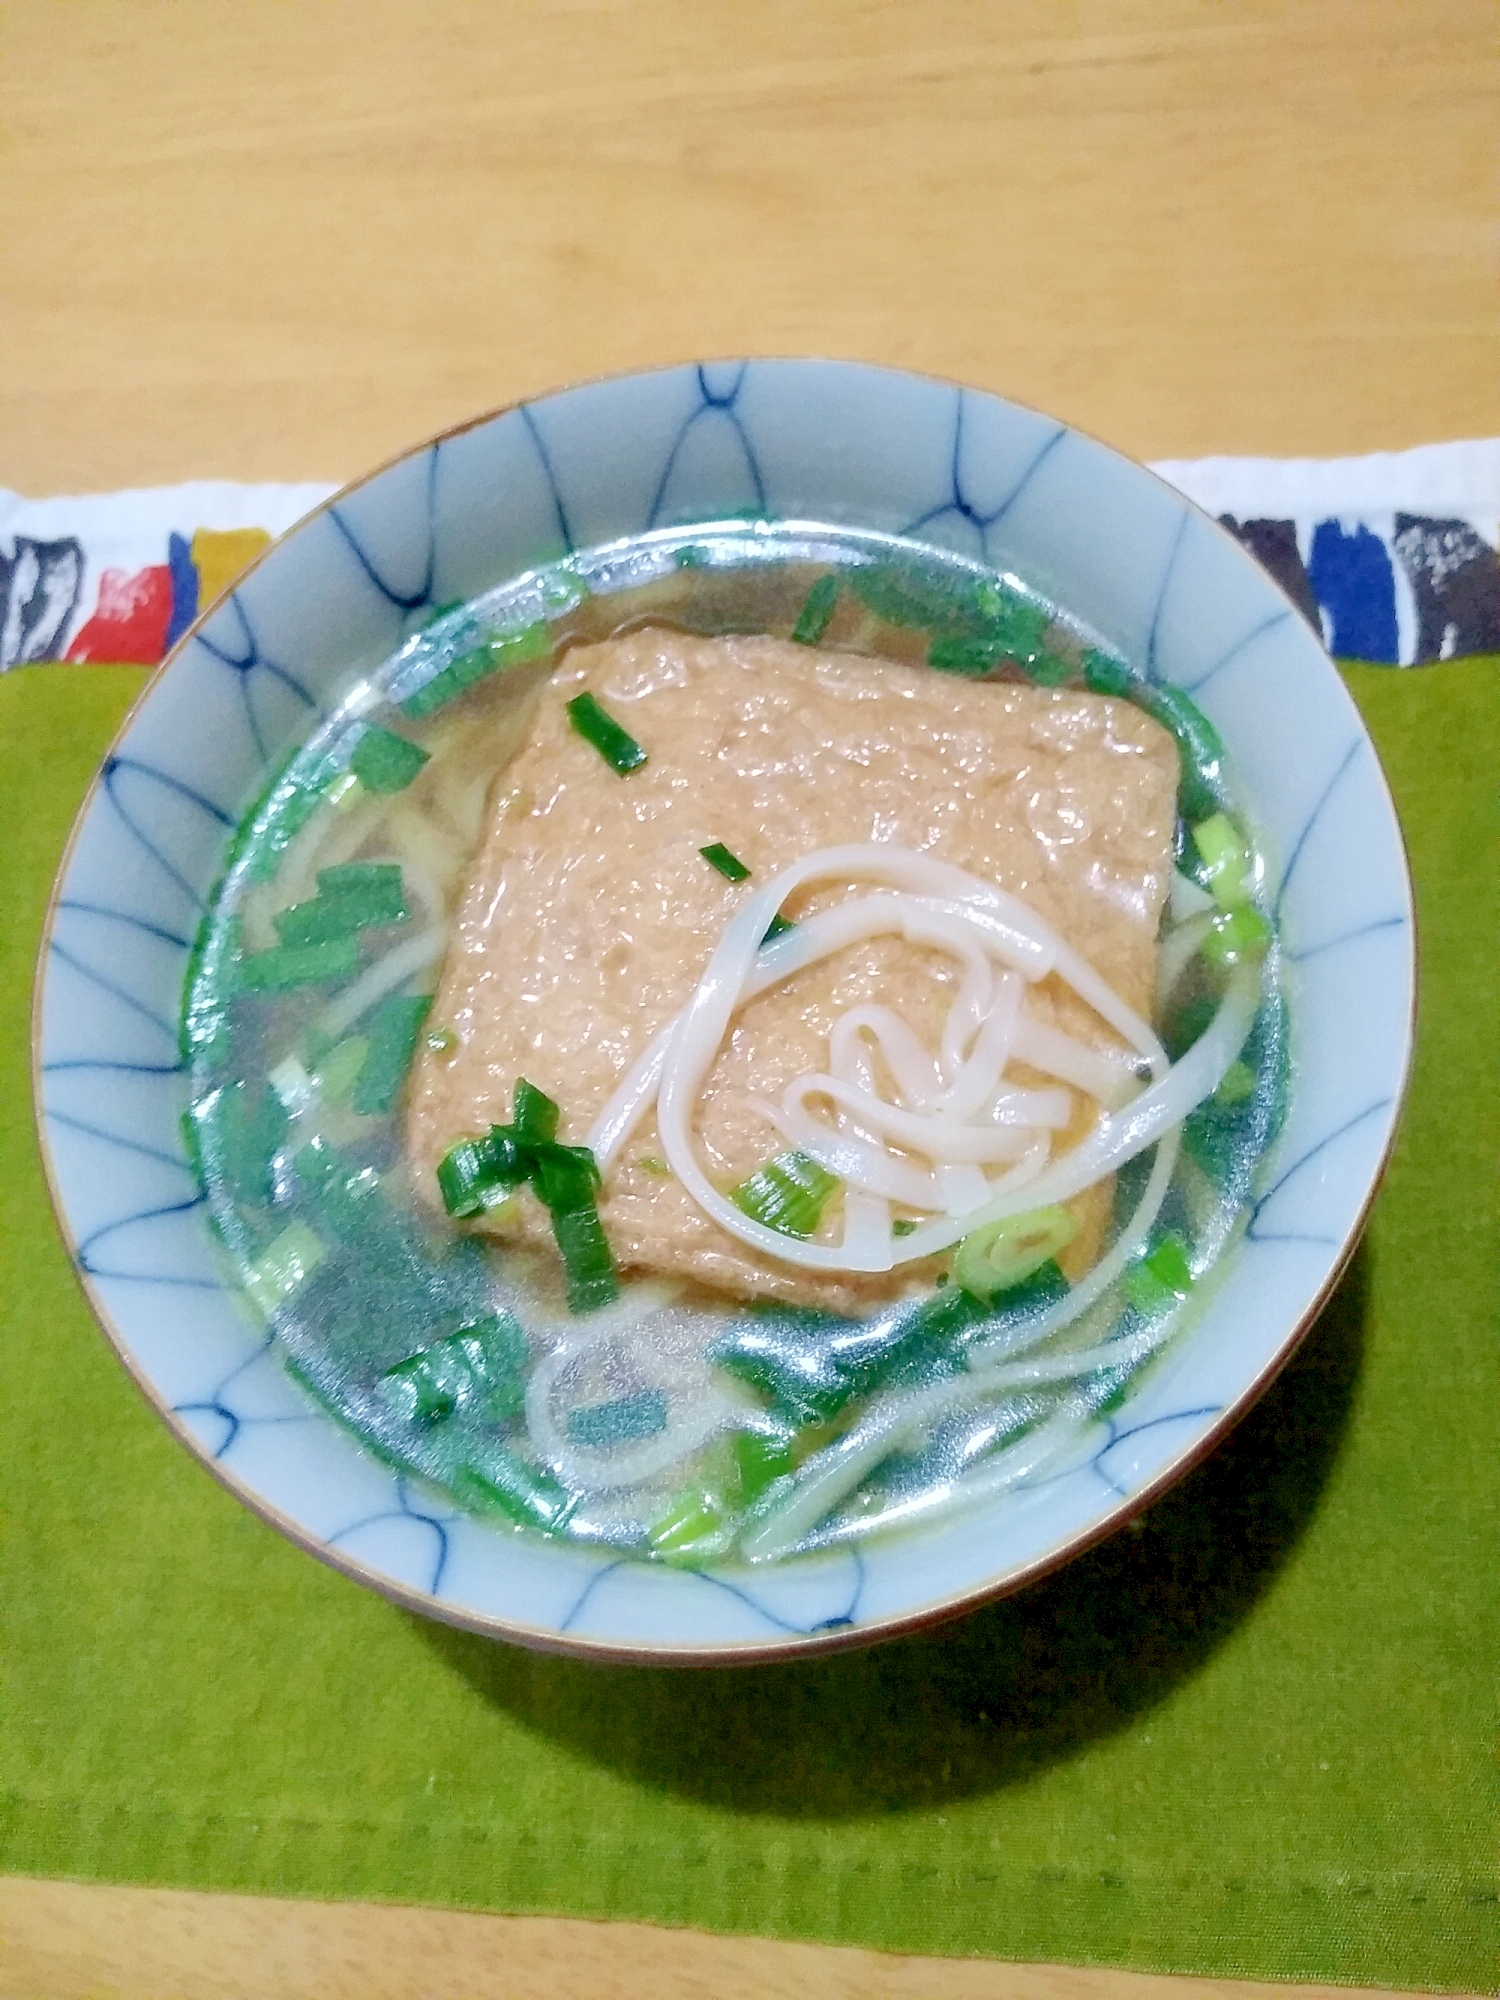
30 355 1420 1665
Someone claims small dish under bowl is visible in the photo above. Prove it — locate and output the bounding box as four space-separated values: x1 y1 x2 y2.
33 360 1414 1662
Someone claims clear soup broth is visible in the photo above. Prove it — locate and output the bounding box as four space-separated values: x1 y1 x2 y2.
183 525 1288 1564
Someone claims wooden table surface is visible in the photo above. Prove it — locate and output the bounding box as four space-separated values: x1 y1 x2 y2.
2 3 1494 1995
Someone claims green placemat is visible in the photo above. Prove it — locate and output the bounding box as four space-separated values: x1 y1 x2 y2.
3 663 1497 1990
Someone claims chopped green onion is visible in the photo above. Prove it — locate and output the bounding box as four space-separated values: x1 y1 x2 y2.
1145 684 1225 822
1028 652 1073 686
317 861 402 902
700 841 751 883
901 1282 992 1343
891 1217 919 1238
528 1140 601 1210
761 912 796 946
313 1034 370 1105
238 936 360 994
985 591 1051 662
1215 1059 1256 1105
186 1078 288 1209
731 1150 839 1239
273 863 408 947
244 1220 327 1317
1202 905 1272 968
377 1312 529 1426
268 1052 320 1115
649 1492 727 1557
567 692 648 775
1177 804 1218 874
401 621 551 719
711 1294 971 1429
424 1024 458 1058
848 562 943 630
849 562 1001 636
791 573 839 645
351 993 432 1114
512 1076 561 1147
549 1200 618 1314
1122 1231 1194 1313
1082 648 1133 697
733 1429 795 1505
377 1356 456 1427
637 1155 671 1177
435 1130 528 1218
930 590 1050 675
223 750 349 887
435 1080 616 1310
567 1389 668 1449
270 895 398 947
538 559 589 613
452 1451 575 1534
927 632 1005 676
953 1205 1077 1303
1191 812 1253 910
349 725 430 795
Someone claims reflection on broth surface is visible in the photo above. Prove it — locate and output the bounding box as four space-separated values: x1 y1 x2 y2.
183 525 1287 1564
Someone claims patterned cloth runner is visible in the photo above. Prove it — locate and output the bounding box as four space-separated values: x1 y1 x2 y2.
3 438 1499 670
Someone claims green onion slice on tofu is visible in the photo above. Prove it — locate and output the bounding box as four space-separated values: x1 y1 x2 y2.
434 1078 618 1312
512 1076 561 1147
700 842 751 883
731 1150 839 1239
435 1130 529 1219
566 692 648 774
549 1201 618 1314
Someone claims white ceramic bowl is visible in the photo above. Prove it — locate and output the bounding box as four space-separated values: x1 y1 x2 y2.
33 360 1414 1662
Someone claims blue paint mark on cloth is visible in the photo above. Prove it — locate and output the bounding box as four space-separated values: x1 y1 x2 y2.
163 532 199 653
1307 522 1398 662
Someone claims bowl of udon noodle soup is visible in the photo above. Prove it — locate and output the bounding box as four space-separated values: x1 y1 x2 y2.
36 361 1414 1662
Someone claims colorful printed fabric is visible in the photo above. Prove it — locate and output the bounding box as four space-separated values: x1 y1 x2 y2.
0 482 330 671
3 442 1498 672
1156 438 1500 664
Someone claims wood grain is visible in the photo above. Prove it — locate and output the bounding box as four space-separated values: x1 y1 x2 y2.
0 3 1493 1993
0 1879 1474 2000
1 0 1496 496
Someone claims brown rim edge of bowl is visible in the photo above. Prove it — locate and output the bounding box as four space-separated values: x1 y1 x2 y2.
27 358 1421 1666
